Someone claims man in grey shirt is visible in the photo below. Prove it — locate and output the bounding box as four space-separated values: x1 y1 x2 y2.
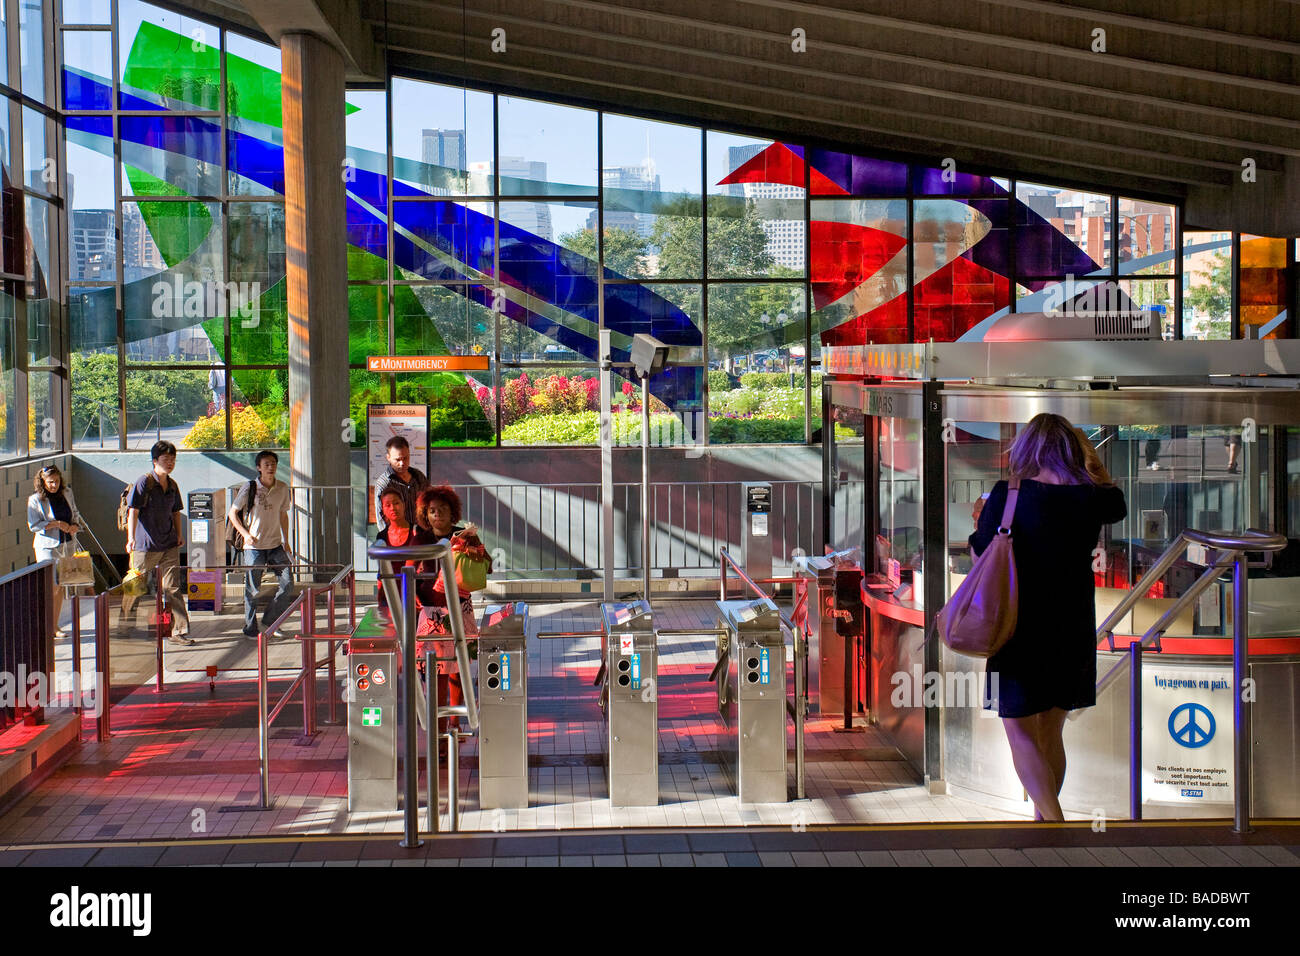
227 450 294 639
373 435 428 534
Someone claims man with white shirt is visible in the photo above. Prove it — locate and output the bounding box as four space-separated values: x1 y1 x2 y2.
227 450 294 639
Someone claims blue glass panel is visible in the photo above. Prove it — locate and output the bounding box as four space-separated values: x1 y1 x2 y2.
227 126 285 196
604 285 701 348
63 67 113 110
914 165 1008 196
392 202 494 282
121 115 223 196
808 149 908 196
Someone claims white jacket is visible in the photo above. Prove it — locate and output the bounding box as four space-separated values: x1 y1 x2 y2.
27 487 84 553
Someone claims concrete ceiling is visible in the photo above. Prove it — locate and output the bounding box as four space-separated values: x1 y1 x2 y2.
229 0 1300 233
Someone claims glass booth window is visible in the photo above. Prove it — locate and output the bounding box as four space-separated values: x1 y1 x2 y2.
877 416 923 577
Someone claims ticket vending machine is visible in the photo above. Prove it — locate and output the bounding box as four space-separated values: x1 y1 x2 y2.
477 602 530 810
716 597 788 803
186 488 225 612
347 612 400 811
740 482 773 582
600 601 658 807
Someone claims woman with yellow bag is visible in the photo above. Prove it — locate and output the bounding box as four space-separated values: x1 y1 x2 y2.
413 485 492 740
27 464 86 637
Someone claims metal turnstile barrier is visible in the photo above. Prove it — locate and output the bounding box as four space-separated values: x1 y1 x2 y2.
600 600 658 806
368 542 479 846
715 597 789 803
347 611 400 811
802 550 864 721
477 602 530 809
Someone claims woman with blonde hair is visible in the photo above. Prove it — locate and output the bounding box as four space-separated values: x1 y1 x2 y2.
27 464 84 637
969 413 1126 821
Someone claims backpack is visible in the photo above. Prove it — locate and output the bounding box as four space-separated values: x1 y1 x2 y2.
225 479 259 550
117 473 158 532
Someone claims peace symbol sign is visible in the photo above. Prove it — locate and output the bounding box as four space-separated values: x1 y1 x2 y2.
1167 702 1216 749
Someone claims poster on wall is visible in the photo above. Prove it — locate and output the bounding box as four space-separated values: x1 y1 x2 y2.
366 404 429 525
1141 663 1234 806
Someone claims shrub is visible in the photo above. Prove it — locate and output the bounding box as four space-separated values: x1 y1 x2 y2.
502 411 600 445
757 387 805 419
501 374 533 426
708 416 805 443
740 372 790 390
707 370 731 393
711 388 764 416
530 375 589 416
183 403 274 448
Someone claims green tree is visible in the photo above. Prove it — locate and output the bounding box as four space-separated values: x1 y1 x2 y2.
1183 252 1232 340
558 226 651 279
70 354 210 439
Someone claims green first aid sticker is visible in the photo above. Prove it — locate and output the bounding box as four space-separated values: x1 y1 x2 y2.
362 707 382 727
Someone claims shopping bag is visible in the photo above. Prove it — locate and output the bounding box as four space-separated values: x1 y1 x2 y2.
122 567 148 597
56 549 95 588
435 527 490 593
934 480 1020 658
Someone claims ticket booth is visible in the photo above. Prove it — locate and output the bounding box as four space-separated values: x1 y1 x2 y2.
822 338 1300 817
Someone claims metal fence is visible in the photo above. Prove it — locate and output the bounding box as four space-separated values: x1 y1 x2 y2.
283 480 826 577
0 561 55 730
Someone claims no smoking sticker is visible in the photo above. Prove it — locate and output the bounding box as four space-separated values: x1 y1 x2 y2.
372 669 386 685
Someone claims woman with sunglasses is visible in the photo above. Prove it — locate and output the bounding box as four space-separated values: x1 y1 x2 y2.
27 464 85 637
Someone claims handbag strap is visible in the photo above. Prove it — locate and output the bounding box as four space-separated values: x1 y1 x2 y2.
996 478 1021 536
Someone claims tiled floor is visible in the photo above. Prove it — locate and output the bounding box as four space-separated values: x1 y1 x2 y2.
0 597 1103 844
2 828 1296 867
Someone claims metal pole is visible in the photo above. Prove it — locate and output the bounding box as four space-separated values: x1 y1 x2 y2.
400 564 422 848
1129 639 1142 821
70 593 82 723
842 592 853 731
258 628 270 808
426 648 439 835
154 587 163 694
1232 551 1251 834
446 730 459 833
600 330 614 603
95 592 110 742
300 589 316 740
795 626 806 799
641 373 651 605
349 570 356 631
326 584 339 726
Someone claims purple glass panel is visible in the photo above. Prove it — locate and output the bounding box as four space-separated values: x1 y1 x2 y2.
807 148 908 196
914 165 1008 196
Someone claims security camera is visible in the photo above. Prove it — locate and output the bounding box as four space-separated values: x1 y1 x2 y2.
630 333 669 379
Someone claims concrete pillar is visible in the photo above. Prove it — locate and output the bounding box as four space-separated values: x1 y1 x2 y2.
282 33 352 574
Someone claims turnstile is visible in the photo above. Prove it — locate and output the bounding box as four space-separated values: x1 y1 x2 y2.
716 598 788 803
803 552 865 716
477 602 529 809
600 601 658 806
347 613 400 811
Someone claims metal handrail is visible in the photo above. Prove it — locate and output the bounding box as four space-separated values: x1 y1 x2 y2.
1091 527 1287 833
255 563 354 809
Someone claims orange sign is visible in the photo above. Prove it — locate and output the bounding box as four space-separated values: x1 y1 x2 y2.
366 355 490 372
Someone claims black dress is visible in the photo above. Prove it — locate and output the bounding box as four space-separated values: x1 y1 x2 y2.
969 479 1127 718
